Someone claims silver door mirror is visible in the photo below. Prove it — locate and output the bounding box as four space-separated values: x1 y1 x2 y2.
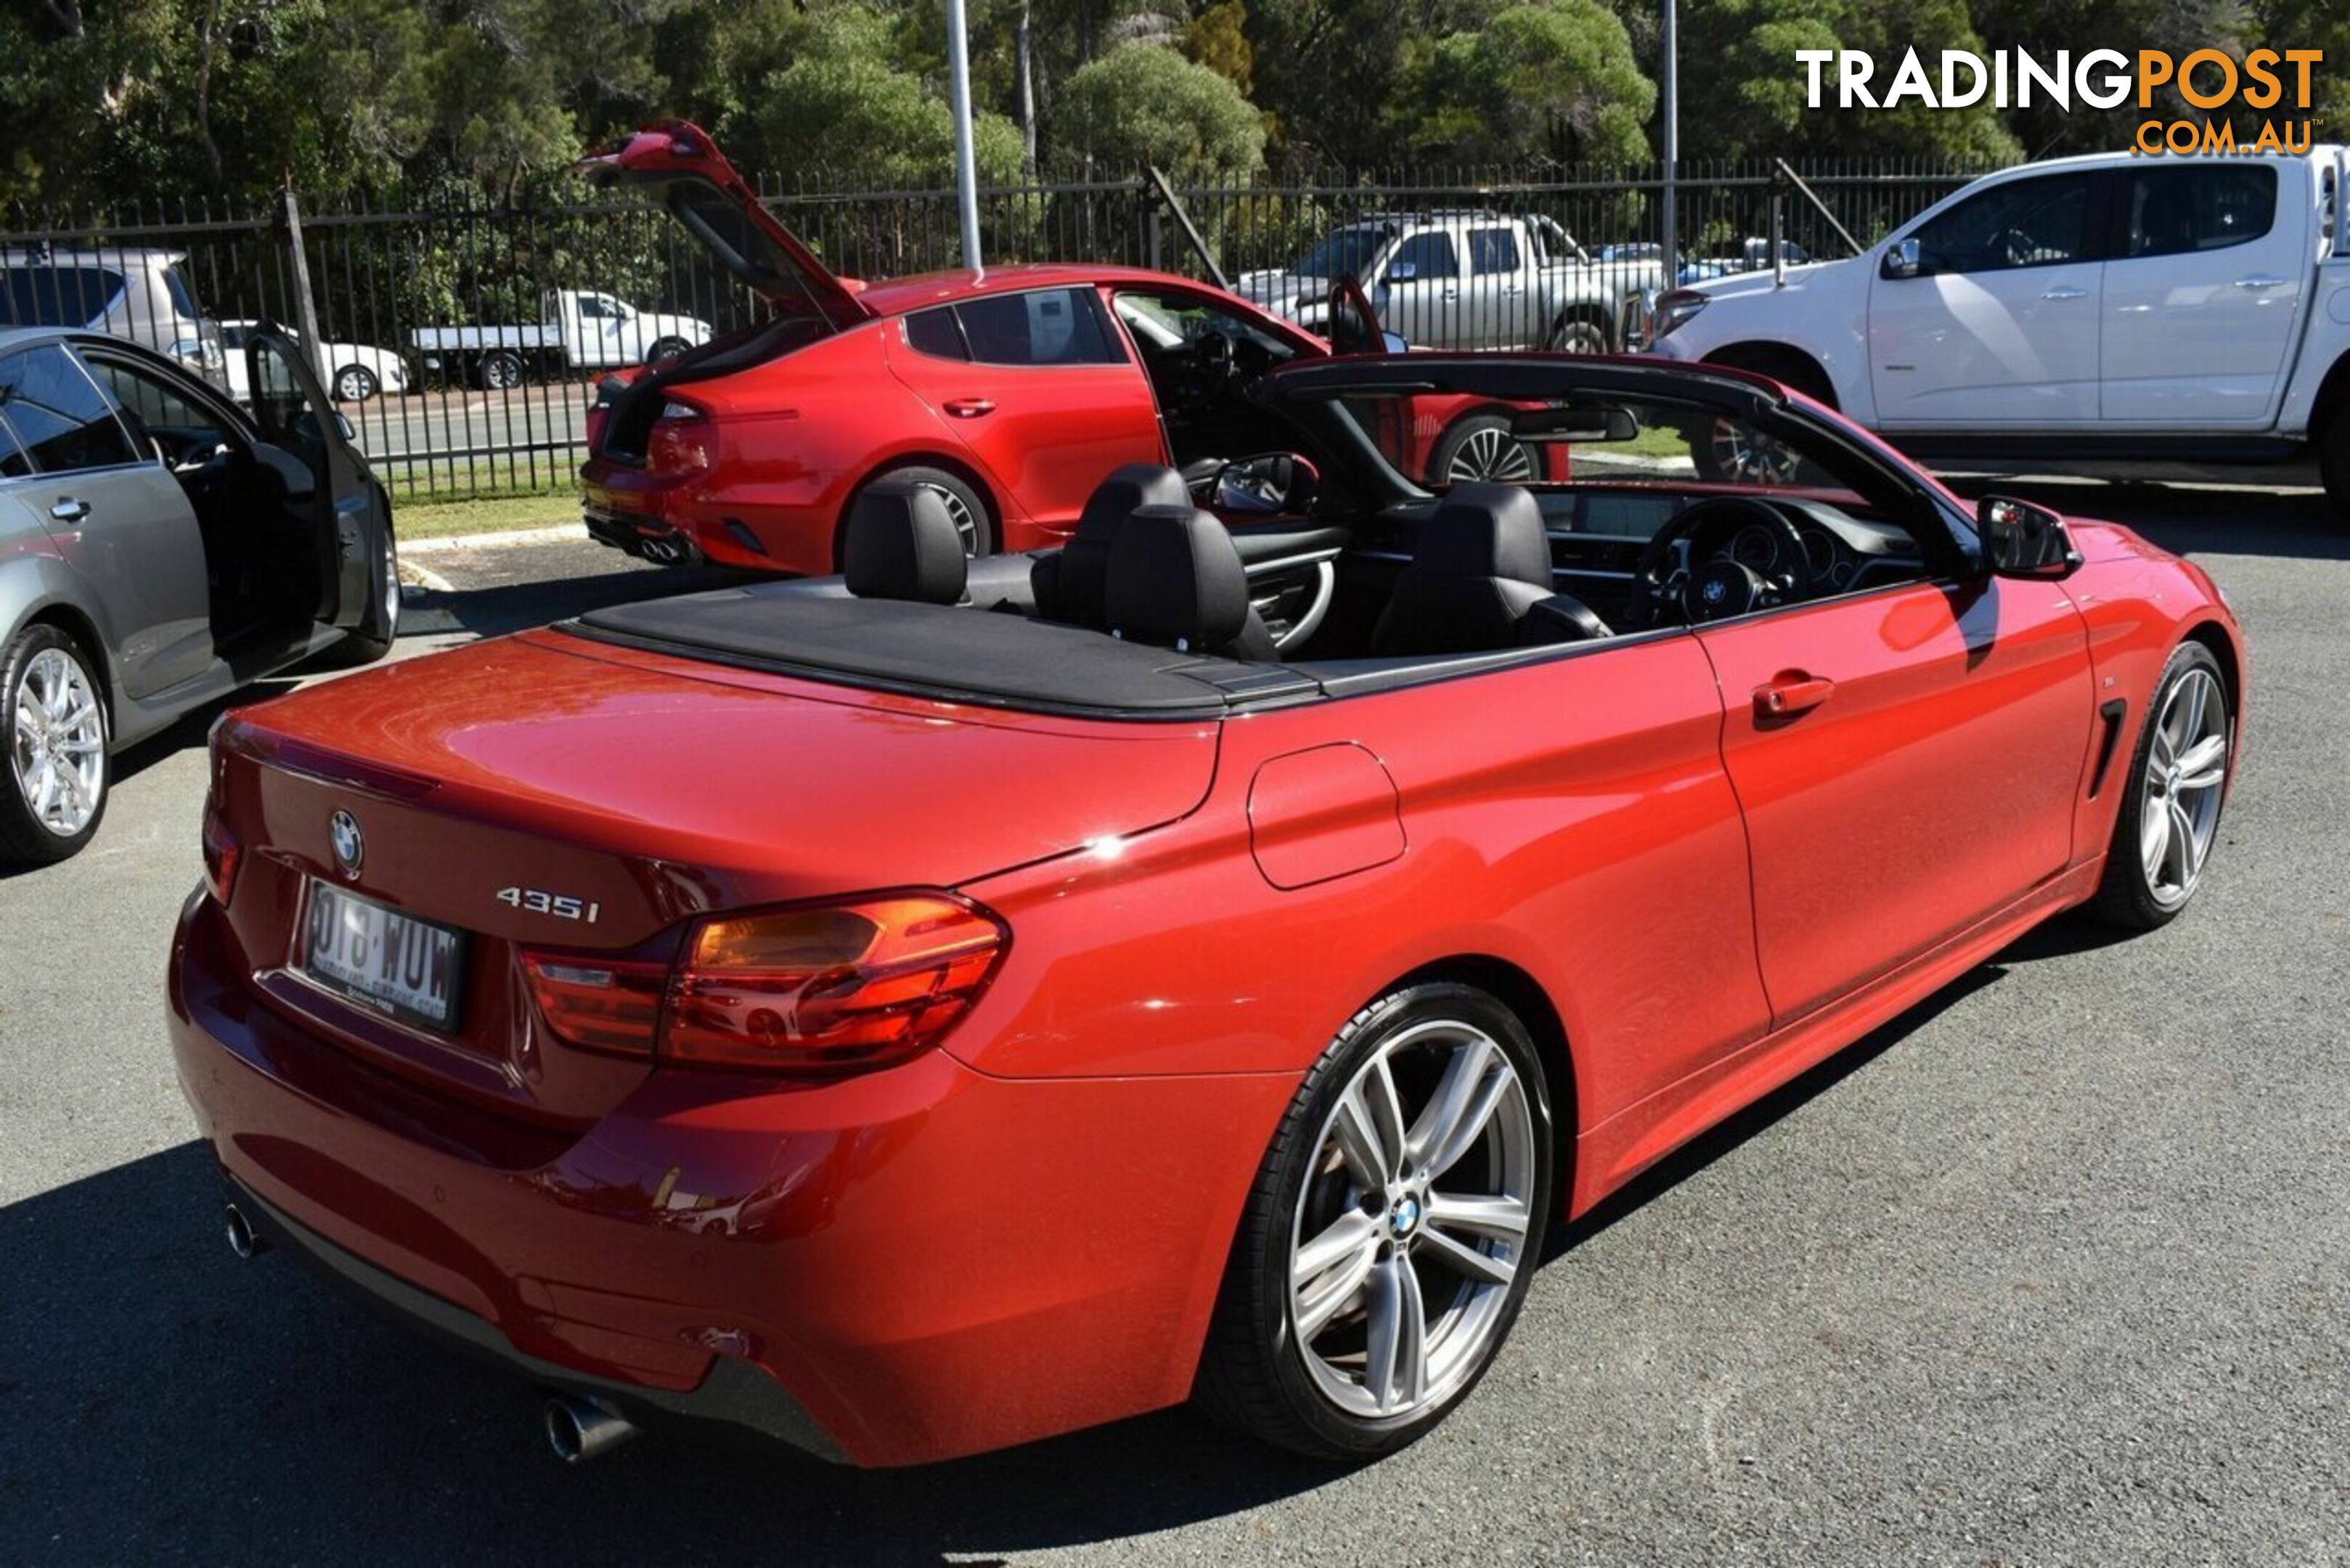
1881 238 1922 280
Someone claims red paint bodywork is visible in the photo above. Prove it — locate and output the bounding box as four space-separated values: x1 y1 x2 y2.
173 425 2245 1467
575 123 1545 575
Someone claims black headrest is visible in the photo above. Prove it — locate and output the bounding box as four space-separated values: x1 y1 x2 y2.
844 482 967 605
1105 505 1249 655
1055 464 1189 626
1411 482 1553 589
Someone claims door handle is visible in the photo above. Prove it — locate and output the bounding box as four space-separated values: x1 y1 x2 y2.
2232 275 2289 290
942 398 995 419
2040 285 2088 301
1753 672 1835 719
48 498 89 523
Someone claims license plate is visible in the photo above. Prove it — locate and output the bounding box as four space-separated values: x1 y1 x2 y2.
302 880 465 1031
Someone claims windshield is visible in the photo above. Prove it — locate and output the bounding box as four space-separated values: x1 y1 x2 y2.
1292 223 1400 279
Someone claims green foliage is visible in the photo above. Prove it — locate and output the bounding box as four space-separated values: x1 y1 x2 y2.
1059 43 1268 180
1405 0 1655 166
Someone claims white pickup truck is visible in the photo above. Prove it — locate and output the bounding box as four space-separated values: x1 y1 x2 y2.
1235 211 1667 352
1646 147 2350 518
414 289 714 389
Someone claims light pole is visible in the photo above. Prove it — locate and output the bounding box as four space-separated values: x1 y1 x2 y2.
1659 0 1677 287
945 0 984 271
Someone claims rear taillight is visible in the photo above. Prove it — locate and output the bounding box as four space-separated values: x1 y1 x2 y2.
666 894 1008 1074
518 894 1008 1075
200 802 238 905
645 401 717 473
520 953 669 1055
200 714 238 903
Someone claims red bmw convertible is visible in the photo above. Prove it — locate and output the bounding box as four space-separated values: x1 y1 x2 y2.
172 354 2244 1468
575 121 1549 573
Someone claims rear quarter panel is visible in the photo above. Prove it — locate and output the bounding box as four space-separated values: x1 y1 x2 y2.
953 633 1770 1143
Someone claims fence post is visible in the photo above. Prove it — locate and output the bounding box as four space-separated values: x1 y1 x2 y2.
277 187 328 384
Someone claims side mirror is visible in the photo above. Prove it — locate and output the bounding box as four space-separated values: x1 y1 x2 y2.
1384 261 1419 285
1379 330 1409 354
1979 496 2078 579
1881 238 1922 280
1212 452 1321 516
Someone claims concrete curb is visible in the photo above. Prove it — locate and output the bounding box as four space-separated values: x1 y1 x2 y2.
400 521 588 554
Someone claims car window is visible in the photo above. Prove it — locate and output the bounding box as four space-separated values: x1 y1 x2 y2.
905 306 968 361
1909 173 2096 274
954 288 1125 367
1468 228 1522 275
161 264 200 321
0 412 30 478
1390 232 1459 282
1113 291 1294 358
0 346 139 472
1 266 128 328
574 295 610 319
2122 165 2277 258
81 354 234 457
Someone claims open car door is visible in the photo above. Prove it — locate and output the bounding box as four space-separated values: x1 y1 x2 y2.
574 121 873 337
245 326 385 631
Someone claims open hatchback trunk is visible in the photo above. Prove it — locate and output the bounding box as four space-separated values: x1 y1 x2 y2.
573 121 872 334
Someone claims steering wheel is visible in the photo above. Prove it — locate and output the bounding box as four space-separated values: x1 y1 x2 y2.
1194 327 1236 384
1627 497 1813 629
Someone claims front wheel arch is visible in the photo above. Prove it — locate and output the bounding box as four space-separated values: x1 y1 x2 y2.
1701 342 1839 408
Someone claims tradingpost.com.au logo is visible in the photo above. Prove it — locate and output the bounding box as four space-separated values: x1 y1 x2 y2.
1798 48 2326 155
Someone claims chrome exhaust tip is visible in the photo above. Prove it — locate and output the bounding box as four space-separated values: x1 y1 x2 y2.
222 1202 266 1260
542 1395 638 1463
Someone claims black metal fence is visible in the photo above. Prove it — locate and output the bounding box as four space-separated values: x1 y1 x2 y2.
1 158 1994 504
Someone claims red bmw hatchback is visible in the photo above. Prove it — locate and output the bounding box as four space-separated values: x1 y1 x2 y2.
575 122 1546 574
175 354 2243 1467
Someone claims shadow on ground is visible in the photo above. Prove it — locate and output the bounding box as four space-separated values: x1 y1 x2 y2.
0 931 2080 1565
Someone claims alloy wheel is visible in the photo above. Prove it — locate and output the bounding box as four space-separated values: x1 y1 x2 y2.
1289 1018 1537 1420
919 481 982 555
1446 427 1538 485
380 528 403 635
10 647 106 839
1708 420 1806 486
2139 666 2228 907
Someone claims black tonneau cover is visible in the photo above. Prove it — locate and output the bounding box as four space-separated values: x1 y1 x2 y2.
571 589 1321 719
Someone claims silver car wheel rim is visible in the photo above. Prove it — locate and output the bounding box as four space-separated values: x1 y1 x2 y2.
918 482 982 555
1709 420 1804 486
337 368 372 401
380 529 402 633
11 647 106 838
1289 1018 1535 1421
1447 427 1537 485
2140 667 2228 907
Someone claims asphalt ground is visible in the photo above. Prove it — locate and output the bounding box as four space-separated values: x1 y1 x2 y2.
1 483 2344 1564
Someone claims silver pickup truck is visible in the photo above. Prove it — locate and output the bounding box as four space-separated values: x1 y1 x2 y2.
1234 211 1666 351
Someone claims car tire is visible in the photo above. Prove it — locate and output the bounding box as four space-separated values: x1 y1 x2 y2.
1427 413 1539 486
325 518 402 669
1196 981 1555 1461
647 336 693 366
2318 397 2350 523
1 623 110 866
2092 640 2232 931
1543 317 1609 355
858 465 995 558
480 351 526 391
334 364 380 403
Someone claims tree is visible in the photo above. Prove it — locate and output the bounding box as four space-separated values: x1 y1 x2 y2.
1057 41 1267 179
725 3 1025 189
1405 0 1655 166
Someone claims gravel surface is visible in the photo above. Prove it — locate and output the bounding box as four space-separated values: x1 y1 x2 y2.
1 484 2343 1564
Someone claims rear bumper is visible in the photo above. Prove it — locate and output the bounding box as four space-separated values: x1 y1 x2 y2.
580 462 831 575
221 1170 845 1460
169 889 1289 1466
